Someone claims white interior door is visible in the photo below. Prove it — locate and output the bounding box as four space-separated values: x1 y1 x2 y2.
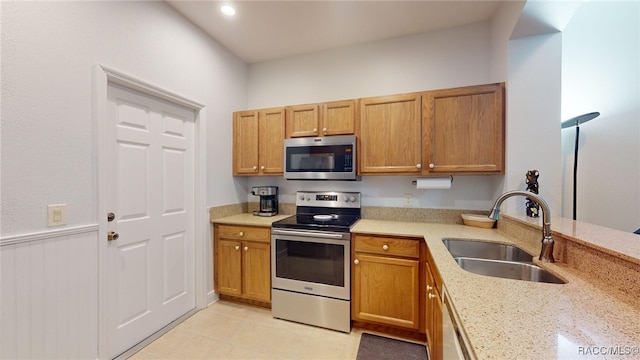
106 83 195 358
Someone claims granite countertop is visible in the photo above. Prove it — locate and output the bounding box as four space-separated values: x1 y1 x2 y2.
211 213 292 227
351 219 640 360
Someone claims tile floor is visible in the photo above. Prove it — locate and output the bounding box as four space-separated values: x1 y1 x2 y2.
130 300 364 359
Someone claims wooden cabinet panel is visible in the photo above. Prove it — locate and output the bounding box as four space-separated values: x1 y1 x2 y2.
286 104 319 138
423 83 505 174
217 225 270 242
242 241 271 302
359 93 422 174
353 253 420 329
216 239 242 296
233 111 260 175
322 100 356 136
233 107 284 176
259 108 285 174
354 236 420 258
214 225 271 303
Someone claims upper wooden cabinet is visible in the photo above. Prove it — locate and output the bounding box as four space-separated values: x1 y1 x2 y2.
359 93 422 174
286 100 356 138
422 83 505 175
322 100 357 136
233 107 285 176
286 104 319 138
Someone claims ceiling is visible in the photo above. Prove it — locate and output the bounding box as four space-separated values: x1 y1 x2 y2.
166 0 506 64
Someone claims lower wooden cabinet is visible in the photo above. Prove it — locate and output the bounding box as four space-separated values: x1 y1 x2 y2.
214 224 271 303
426 262 443 360
352 234 421 331
426 246 444 360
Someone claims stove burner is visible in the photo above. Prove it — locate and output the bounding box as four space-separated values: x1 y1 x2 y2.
313 214 337 221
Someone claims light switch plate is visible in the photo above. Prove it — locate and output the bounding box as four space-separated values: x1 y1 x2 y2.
48 204 67 227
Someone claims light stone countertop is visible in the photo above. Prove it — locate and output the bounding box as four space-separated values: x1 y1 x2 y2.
211 213 292 227
351 219 640 360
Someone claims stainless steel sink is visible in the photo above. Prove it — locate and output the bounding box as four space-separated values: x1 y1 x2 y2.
442 238 534 263
454 257 566 284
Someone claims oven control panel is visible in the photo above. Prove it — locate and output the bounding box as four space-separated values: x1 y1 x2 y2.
295 191 361 208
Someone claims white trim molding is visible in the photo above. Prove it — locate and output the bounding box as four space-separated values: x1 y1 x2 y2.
0 224 99 247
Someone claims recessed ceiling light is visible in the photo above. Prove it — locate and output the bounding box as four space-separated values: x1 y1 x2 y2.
221 5 236 16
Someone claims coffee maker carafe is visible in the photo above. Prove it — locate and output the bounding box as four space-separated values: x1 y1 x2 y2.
251 186 278 217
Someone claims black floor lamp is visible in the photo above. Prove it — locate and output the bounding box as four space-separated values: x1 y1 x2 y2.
561 111 601 221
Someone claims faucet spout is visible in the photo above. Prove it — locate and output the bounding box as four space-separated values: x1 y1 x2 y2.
488 190 555 263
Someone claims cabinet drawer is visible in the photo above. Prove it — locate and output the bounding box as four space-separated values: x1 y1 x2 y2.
354 235 420 258
217 225 270 242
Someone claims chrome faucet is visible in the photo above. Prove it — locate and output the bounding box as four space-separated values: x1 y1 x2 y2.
488 190 555 263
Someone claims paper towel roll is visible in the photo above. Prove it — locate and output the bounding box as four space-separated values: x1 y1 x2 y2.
415 177 452 190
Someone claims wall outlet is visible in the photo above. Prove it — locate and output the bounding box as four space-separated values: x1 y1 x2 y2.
404 194 413 207
48 204 67 227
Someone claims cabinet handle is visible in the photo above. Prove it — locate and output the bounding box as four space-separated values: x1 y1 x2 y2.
429 293 436 300
252 166 257 171
382 244 389 251
239 232 244 237
426 285 433 291
322 127 327 133
416 164 422 169
244 246 249 251
313 128 318 133
354 259 359 265
260 165 265 170
429 163 435 169
234 245 240 251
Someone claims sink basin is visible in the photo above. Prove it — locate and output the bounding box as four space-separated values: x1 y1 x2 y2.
455 257 566 284
442 238 534 263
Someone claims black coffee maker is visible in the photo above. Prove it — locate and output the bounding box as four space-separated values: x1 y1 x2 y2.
251 186 278 216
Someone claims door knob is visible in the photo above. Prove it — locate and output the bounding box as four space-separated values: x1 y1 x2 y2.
107 231 119 241
354 259 359 265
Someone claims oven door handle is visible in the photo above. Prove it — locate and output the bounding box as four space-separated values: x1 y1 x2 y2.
271 229 347 240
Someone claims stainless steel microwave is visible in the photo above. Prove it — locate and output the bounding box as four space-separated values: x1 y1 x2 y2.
284 135 359 181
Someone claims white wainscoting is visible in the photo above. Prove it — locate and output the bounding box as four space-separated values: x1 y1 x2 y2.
1 225 99 359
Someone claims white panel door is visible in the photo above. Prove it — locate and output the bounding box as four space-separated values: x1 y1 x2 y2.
106 83 195 358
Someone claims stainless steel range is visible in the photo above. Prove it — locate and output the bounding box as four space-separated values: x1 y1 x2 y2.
271 191 361 333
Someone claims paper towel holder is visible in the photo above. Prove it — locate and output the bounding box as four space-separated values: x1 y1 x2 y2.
412 175 453 187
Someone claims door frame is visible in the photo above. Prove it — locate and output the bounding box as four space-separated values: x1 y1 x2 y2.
93 64 208 359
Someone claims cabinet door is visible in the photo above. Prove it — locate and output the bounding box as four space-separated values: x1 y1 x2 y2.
322 100 356 136
359 93 422 174
286 104 319 138
353 253 420 329
216 239 242 296
423 83 505 174
426 264 442 360
259 107 285 174
242 241 271 302
233 110 259 175
432 289 443 360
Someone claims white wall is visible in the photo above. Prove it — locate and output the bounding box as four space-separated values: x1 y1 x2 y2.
1 1 247 357
245 21 510 211
1 1 247 237
505 33 563 215
561 1 640 232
